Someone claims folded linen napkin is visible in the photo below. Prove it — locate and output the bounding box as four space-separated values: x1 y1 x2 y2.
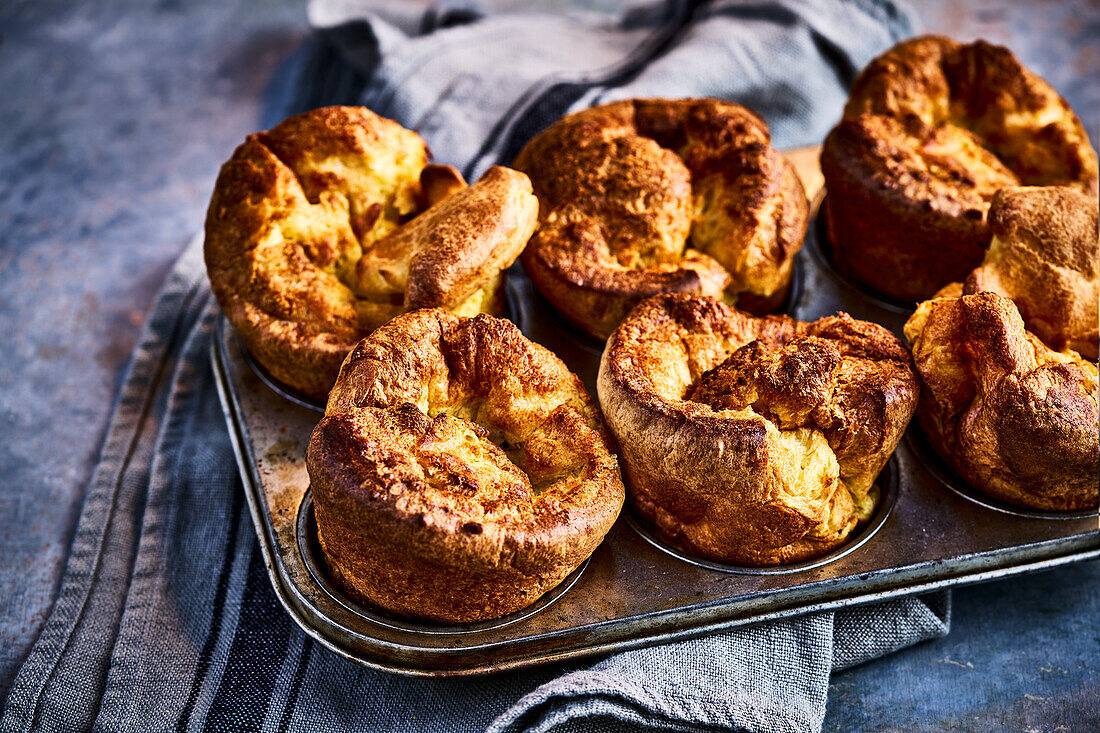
1 2 949 732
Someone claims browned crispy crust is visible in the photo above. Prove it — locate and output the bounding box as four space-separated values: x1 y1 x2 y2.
821 36 1099 301
204 106 537 399
905 291 1099 511
596 294 918 565
514 98 808 340
966 186 1099 361
306 310 624 622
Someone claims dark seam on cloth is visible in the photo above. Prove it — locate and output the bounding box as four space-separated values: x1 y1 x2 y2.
845 0 913 40
201 545 295 731
808 28 859 89
287 33 371 116
410 73 477 133
276 637 315 733
23 277 205 733
364 23 530 120
461 0 696 179
175 482 248 733
579 0 710 98
89 303 222 729
419 5 483 35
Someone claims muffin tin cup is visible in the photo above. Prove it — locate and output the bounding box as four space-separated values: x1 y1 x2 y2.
504 267 607 361
904 428 1099 522
625 456 900 575
242 345 327 413
209 166 1099 675
297 491 589 635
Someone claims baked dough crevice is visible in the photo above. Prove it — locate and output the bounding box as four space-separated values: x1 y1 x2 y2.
597 294 917 565
205 106 538 399
308 309 624 622
515 98 808 339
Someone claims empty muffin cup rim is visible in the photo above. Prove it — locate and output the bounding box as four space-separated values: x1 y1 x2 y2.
904 426 1099 521
296 489 592 633
623 454 901 574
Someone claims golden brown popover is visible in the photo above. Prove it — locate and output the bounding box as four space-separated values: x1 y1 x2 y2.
514 98 808 340
205 106 538 399
966 186 1099 362
905 291 1099 512
306 309 624 622
597 294 918 565
821 36 1099 301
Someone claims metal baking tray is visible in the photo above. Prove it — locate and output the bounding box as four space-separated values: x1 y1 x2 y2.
210 155 1099 677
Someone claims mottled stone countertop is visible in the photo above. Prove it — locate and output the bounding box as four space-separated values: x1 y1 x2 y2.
1 0 1097 729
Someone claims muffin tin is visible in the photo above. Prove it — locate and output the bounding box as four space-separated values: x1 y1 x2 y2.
210 152 1099 676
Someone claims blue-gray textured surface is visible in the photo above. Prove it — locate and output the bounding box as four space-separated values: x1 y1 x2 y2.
0 0 1097 729
0 0 309 697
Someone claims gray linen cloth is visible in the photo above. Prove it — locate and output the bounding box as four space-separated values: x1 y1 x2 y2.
1 2 950 731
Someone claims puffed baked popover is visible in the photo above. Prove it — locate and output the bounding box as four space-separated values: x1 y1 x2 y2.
905 186 1099 512
514 98 808 340
966 186 1098 362
905 292 1098 512
306 309 624 622
597 294 918 565
821 36 1098 301
205 106 538 399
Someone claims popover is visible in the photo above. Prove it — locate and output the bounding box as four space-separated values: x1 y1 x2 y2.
966 186 1098 362
514 98 808 340
597 294 918 566
205 106 538 399
905 291 1099 512
821 36 1098 301
306 309 624 622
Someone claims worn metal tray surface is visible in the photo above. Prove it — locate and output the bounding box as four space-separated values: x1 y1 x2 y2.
211 173 1099 677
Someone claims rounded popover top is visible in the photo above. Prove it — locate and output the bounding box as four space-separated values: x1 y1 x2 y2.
967 186 1099 362
205 106 538 398
514 98 808 339
821 36 1098 300
307 309 624 622
843 36 1097 191
905 291 1099 512
597 294 918 565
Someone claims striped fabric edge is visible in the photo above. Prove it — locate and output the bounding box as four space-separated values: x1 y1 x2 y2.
0 245 209 732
